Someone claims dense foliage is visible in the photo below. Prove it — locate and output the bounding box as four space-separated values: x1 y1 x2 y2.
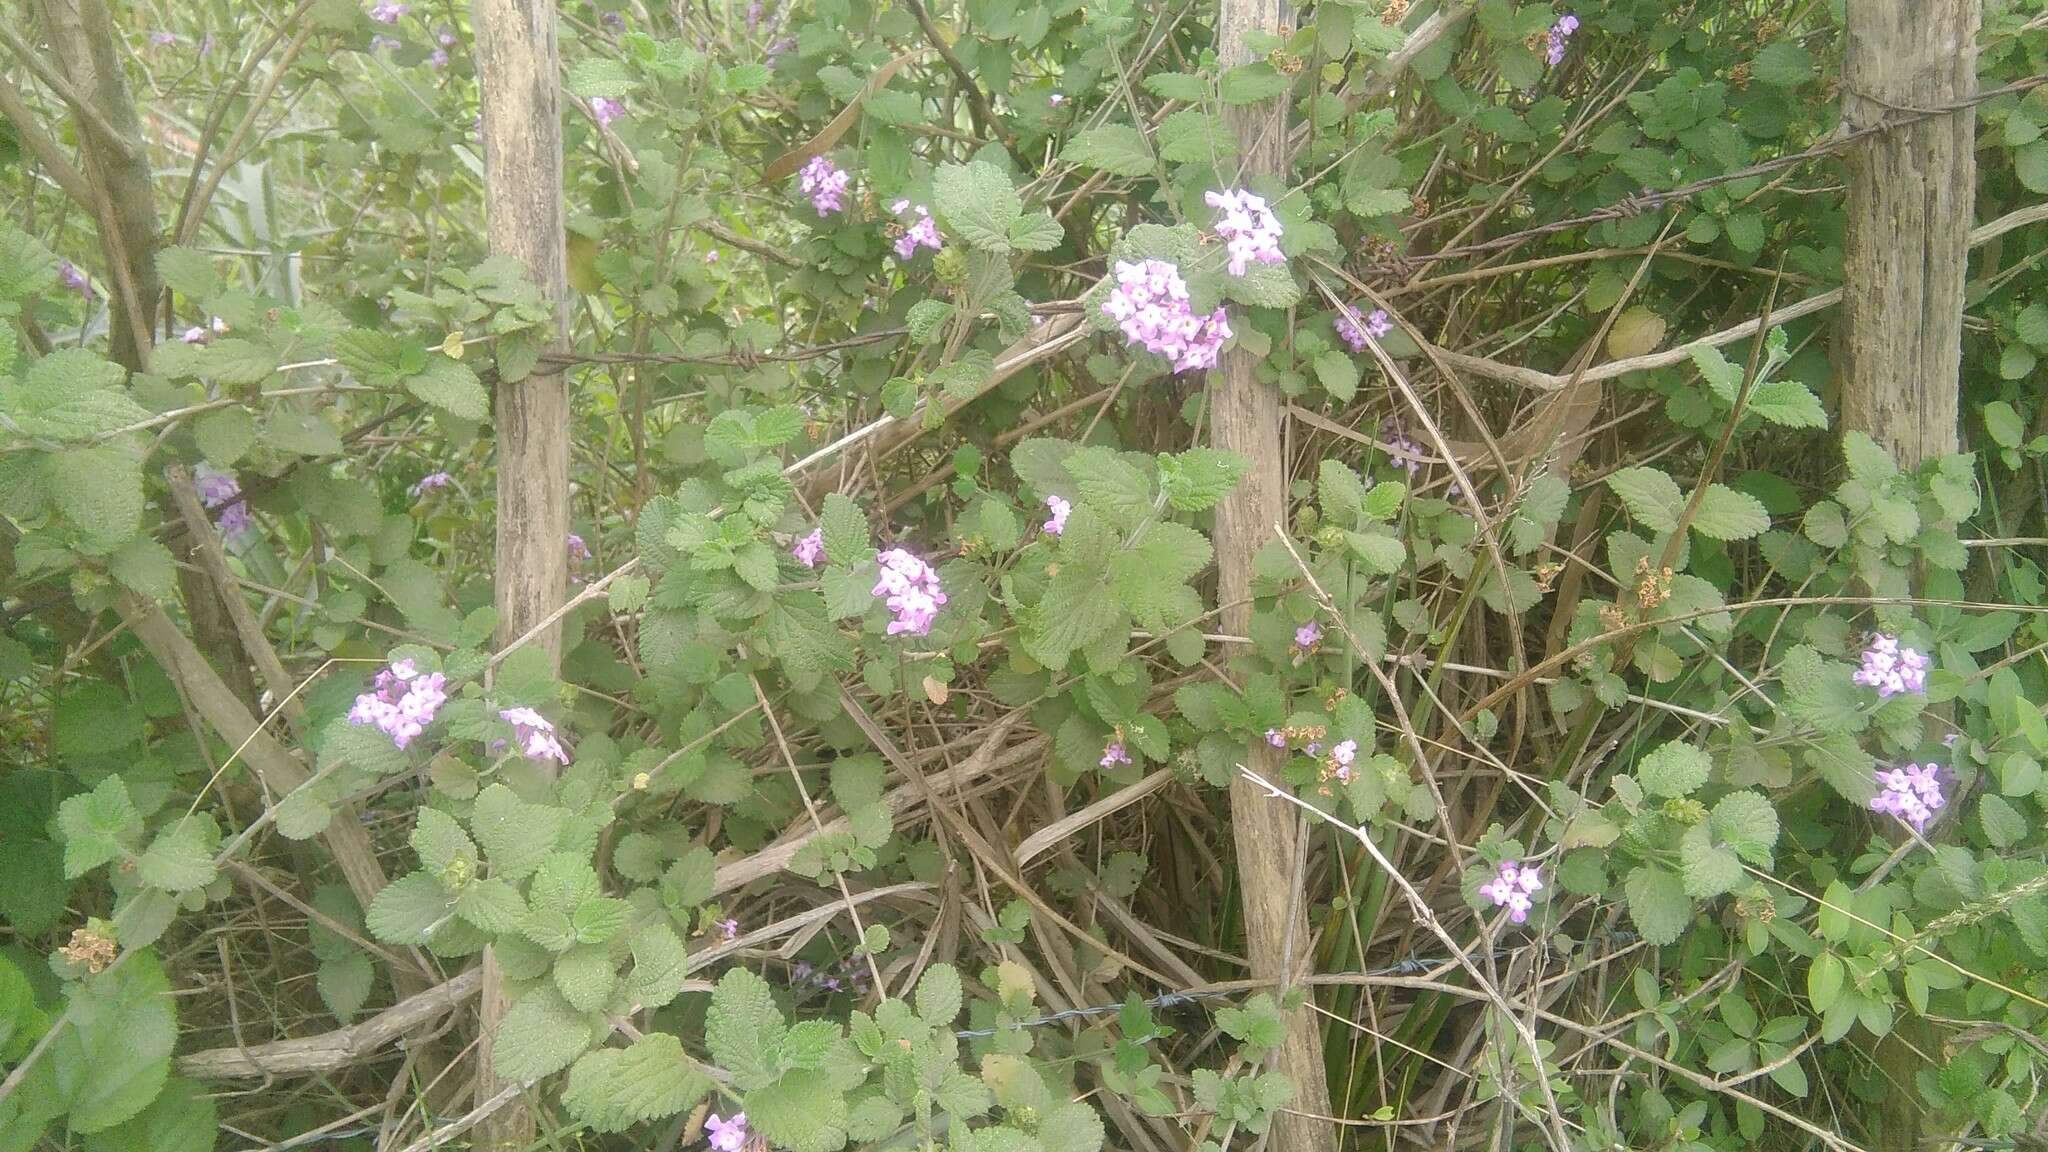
6 0 2048 1149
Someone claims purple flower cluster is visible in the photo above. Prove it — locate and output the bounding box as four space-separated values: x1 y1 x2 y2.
1099 741 1131 768
409 471 452 498
148 30 178 47
1293 620 1321 652
349 660 447 749
791 528 824 568
873 548 945 635
889 201 942 260
791 955 871 996
182 317 228 344
1480 860 1543 923
1264 728 1287 748
1335 306 1391 352
57 260 91 297
1204 189 1285 276
1328 739 1357 782
705 1113 748 1152
1049 92 1065 106
1042 495 1070 536
1380 417 1423 477
1544 13 1578 66
1853 633 1928 697
567 533 591 563
1871 763 1945 832
429 26 454 67
1100 259 1232 374
589 97 625 127
499 706 569 764
196 464 254 544
368 0 408 22
798 156 849 217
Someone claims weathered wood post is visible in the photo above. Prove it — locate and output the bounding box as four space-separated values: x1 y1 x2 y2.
1210 0 1339 1146
471 0 572 1142
1839 0 1977 463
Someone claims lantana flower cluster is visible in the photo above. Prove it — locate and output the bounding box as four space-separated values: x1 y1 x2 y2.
499 706 570 765
1101 259 1231 374
1099 741 1131 768
872 548 945 635
1380 417 1424 477
798 156 849 216
1871 763 1945 832
1480 860 1543 923
348 660 447 749
1335 306 1392 352
791 528 824 568
705 1113 748 1152
889 200 943 260
1853 633 1928 697
1042 496 1071 536
368 0 408 22
195 464 254 543
1544 14 1578 65
1204 189 1285 276
589 97 626 127
410 471 453 498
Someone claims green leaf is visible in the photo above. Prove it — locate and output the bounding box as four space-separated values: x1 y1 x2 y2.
109 536 177 600
1980 794 2027 849
2018 141 2048 195
625 921 690 1010
1039 1101 1106 1152
365 872 457 945
316 953 374 1023
1142 71 1207 101
56 776 140 878
43 446 142 554
1690 484 1770 540
553 943 619 1013
1061 124 1154 177
1842 430 1897 483
409 807 477 877
933 162 1023 252
1751 40 1813 87
50 952 176 1133
1605 467 1683 533
1985 400 2026 448
193 407 257 465
2015 303 2048 348
915 962 964 1024
471 784 566 881
562 1033 711 1133
155 247 221 299
1313 350 1359 401
1807 952 1844 1012
567 57 637 97
707 967 787 1089
746 1069 849 1152
1008 212 1064 252
137 817 220 893
455 877 528 933
1680 823 1743 898
1156 448 1245 512
1623 864 1694 946
265 408 345 456
491 984 597 1084
81 1076 216 1152
1638 740 1712 798
1745 380 1828 428
1710 790 1780 866
196 339 276 387
905 299 954 343
405 357 490 421
1219 61 1290 104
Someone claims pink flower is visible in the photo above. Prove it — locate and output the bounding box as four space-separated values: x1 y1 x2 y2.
1545 13 1578 66
368 0 408 22
1042 495 1071 535
499 706 570 764
409 471 453 498
1380 417 1423 477
1871 763 1945 832
589 97 625 127
1853 633 1928 697
798 156 850 217
791 528 824 568
1204 188 1286 276
871 548 946 635
1100 259 1232 374
1479 860 1542 923
718 917 739 939
1099 741 1131 768
57 260 91 297
1049 92 1065 106
890 201 943 260
1264 728 1286 748
349 661 448 749
705 248 720 264
194 464 240 509
567 533 590 563
1334 306 1391 352
705 1112 749 1152
1329 739 1357 781
1294 621 1321 651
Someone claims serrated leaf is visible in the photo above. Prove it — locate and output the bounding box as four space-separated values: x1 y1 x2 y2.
707 967 787 1089
1690 484 1770 540
1842 431 1897 482
566 57 637 97
156 246 221 299
1219 61 1289 104
409 807 476 876
491 983 596 1084
50 953 176 1133
316 953 375 1024
1746 380 1828 429
366 872 457 944
915 962 963 1024
1680 823 1743 898
747 1069 849 1152
1008 211 1064 251
562 1033 710 1133
43 445 142 554
1709 791 1780 866
405 357 490 421
1624 864 1694 946
266 408 345 456
56 776 139 878
554 943 619 1013
1142 71 1207 100
1313 350 1359 401
933 162 1022 251
1606 467 1683 533
455 877 528 932
471 784 566 881
1638 740 1712 798
1061 124 1153 177
137 817 219 893
1039 1101 1106 1152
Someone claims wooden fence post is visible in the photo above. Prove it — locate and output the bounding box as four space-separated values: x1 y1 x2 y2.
471 0 572 1143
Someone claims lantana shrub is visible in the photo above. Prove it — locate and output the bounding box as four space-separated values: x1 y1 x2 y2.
3 0 2048 1149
